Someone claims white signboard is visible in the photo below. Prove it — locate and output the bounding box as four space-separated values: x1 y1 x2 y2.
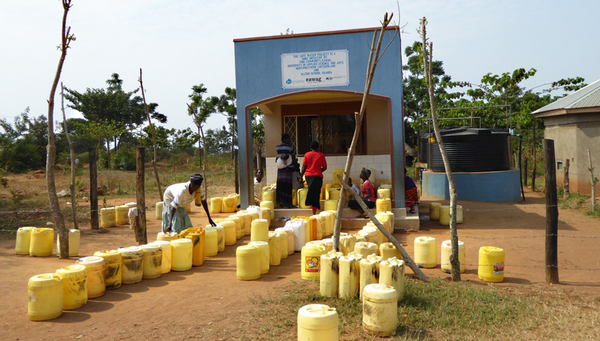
281 49 349 89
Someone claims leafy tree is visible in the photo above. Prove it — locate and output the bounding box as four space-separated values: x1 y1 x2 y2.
64 73 167 168
204 126 231 154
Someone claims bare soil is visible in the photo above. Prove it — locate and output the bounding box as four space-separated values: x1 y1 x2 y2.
1 177 600 340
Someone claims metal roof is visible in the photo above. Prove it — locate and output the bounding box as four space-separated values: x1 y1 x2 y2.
533 79 600 115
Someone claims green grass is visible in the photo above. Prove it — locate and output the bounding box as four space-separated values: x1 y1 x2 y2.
225 279 537 341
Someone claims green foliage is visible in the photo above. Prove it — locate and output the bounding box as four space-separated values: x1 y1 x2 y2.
112 147 137 171
0 177 7 188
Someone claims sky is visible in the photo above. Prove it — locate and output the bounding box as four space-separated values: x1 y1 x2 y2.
2 0 599 133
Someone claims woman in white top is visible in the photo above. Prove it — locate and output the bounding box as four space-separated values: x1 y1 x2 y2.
162 174 216 233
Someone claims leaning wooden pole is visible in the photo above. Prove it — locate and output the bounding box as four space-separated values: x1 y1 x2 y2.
136 147 148 245
421 18 461 280
61 83 78 230
589 149 597 211
337 174 428 282
544 139 559 284
333 13 392 252
139 68 163 202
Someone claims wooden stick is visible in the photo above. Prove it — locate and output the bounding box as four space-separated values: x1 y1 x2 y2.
336 173 429 282
589 149 597 211
136 147 147 245
544 139 559 284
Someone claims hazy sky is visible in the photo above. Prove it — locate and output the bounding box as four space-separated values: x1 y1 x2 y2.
2 0 599 133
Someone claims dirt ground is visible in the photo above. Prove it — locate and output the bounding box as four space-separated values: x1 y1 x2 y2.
1 188 600 340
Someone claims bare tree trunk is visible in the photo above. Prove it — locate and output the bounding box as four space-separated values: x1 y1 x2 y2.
47 0 73 259
532 123 537 191
563 159 570 200
61 83 78 230
421 18 461 281
524 158 528 187
139 68 163 201
333 13 392 253
90 148 99 229
589 149 597 211
135 147 147 244
106 139 111 169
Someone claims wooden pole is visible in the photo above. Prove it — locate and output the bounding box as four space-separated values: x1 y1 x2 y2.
89 148 99 230
136 147 147 245
336 174 428 282
563 159 570 200
544 139 559 284
589 149 597 211
333 13 392 252
139 68 163 202
524 159 528 187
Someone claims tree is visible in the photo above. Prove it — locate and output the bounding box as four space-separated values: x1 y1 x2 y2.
251 107 265 171
65 73 166 168
188 84 218 195
214 87 239 192
47 0 74 259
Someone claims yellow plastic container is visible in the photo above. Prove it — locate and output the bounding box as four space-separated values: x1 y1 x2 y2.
376 198 392 214
275 227 295 256
268 232 282 266
439 205 463 225
379 242 402 260
29 227 54 257
55 264 88 310
115 205 129 225
171 238 193 271
93 250 122 289
362 284 398 337
379 257 405 301
441 240 466 273
194 190 203 206
377 187 392 199
328 188 341 200
301 244 326 281
274 230 288 260
228 215 244 240
222 196 237 213
100 207 116 228
236 211 252 236
259 200 275 219
236 245 261 280
429 202 441 221
332 169 344 185
204 227 218 257
56 229 80 257
15 226 35 255
323 200 338 212
297 304 339 341
414 236 437 268
157 231 178 242
478 246 505 282
338 253 362 299
119 246 144 284
354 242 377 258
141 244 162 279
250 218 269 242
359 258 379 301
186 232 205 267
262 190 276 203
212 224 225 252
320 251 343 297
185 204 191 213
27 273 63 321
362 224 382 245
210 197 223 213
260 207 272 227
248 241 270 275
155 201 163 220
339 234 357 256
152 240 172 274
297 188 310 209
220 220 237 246
75 256 105 298
307 216 323 242
319 211 334 237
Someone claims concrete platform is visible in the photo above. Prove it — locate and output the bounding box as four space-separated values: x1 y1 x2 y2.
270 206 420 230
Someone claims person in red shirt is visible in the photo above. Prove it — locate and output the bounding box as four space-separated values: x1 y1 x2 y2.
301 141 327 215
348 168 376 218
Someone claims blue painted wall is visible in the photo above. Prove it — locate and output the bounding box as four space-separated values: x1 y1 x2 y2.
422 170 522 203
234 28 404 207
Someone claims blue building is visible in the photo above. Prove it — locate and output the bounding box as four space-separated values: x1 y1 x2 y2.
234 27 406 211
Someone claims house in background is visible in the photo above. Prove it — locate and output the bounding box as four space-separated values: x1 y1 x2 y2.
533 79 600 196
233 27 406 210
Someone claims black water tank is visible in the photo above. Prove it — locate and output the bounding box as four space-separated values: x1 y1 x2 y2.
429 128 510 172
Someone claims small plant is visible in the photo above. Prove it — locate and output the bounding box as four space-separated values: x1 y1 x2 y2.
9 189 24 205
0 177 7 188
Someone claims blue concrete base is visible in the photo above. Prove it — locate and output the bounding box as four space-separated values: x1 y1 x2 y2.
422 169 522 203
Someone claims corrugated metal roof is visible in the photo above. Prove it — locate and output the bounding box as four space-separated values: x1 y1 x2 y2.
533 79 600 114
